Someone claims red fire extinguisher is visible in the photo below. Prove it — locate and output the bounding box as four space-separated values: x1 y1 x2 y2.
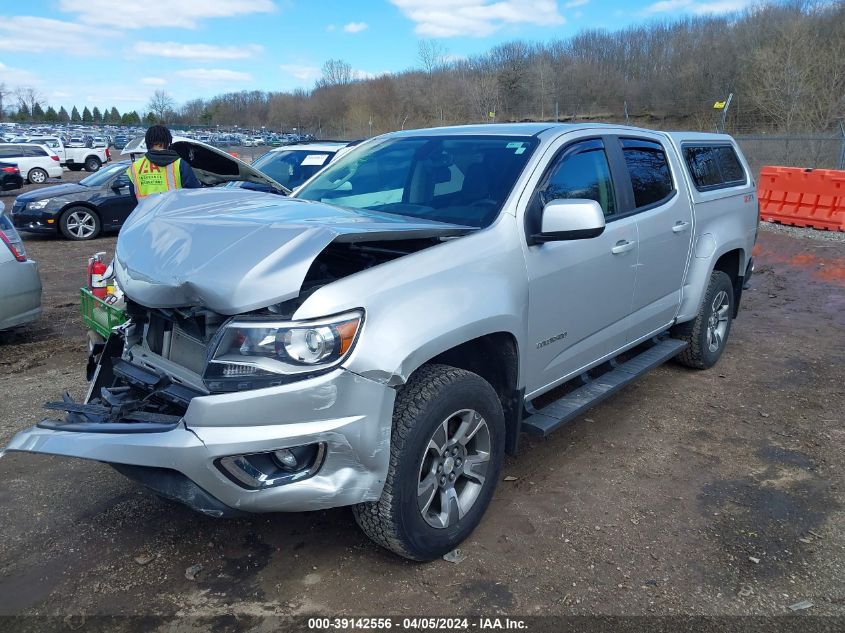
87 252 108 299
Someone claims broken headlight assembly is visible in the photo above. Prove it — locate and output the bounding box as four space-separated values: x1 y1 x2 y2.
203 310 363 391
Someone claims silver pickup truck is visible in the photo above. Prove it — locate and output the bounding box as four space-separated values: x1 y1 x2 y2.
5 123 757 560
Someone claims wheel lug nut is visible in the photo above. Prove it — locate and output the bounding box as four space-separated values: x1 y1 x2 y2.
437 464 443 472
456 458 462 467
449 473 455 481
452 447 459 455
440 476 446 485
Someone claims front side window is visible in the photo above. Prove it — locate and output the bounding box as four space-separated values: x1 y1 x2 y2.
295 136 538 228
539 139 616 217
621 138 674 208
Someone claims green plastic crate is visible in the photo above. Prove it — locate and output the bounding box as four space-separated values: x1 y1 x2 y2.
80 287 126 339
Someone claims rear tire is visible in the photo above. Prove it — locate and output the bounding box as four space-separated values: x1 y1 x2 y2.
59 206 101 240
84 157 102 172
353 364 505 561
27 168 48 184
672 270 734 369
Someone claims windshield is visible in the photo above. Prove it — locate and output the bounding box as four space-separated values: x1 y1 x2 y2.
80 162 128 187
295 135 537 228
252 149 336 189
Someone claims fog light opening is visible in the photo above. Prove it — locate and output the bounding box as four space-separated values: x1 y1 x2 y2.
216 442 326 490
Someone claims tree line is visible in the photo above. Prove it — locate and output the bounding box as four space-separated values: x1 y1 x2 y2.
3 1 842 137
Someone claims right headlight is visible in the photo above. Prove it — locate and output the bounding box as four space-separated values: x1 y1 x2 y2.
203 310 363 391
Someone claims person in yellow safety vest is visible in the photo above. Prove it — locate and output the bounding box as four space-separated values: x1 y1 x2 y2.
126 125 201 200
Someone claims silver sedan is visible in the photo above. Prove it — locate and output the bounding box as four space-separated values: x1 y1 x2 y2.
0 202 42 330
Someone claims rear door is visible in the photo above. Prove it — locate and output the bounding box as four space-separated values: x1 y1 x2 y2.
522 135 639 396
613 135 693 342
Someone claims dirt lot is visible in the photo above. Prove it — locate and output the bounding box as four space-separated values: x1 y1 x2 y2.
1 168 844 628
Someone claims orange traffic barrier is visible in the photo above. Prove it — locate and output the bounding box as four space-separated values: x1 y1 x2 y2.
758 166 845 232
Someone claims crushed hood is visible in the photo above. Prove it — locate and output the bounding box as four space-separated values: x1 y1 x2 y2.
121 136 289 195
114 187 473 314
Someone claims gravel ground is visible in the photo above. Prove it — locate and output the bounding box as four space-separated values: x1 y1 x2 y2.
0 164 843 629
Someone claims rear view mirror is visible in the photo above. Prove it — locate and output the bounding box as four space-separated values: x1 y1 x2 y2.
532 199 606 243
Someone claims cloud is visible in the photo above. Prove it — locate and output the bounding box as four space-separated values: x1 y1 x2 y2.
280 64 321 81
389 0 564 37
642 0 753 14
564 0 589 7
141 77 167 86
343 21 369 33
0 16 107 55
174 68 253 82
0 61 40 86
133 42 262 60
58 0 276 29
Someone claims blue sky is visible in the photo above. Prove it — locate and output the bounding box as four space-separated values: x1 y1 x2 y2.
0 0 755 114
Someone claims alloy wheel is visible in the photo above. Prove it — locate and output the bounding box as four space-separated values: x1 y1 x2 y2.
66 210 96 239
417 409 491 529
707 290 730 353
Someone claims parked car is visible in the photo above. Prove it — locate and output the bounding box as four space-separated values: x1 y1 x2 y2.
4 123 757 561
25 136 109 172
0 143 62 184
11 161 136 240
0 161 24 191
113 135 129 150
0 204 42 330
248 141 351 190
12 138 288 241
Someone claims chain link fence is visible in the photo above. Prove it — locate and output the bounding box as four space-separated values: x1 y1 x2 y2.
734 135 845 176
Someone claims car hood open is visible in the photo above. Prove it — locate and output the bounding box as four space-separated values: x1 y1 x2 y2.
121 136 289 195
114 187 474 314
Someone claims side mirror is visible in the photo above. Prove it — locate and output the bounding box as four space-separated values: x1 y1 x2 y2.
531 199 606 243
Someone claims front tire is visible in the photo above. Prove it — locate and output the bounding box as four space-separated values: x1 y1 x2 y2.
27 168 48 184
672 270 734 369
59 207 101 240
353 364 505 561
84 157 102 172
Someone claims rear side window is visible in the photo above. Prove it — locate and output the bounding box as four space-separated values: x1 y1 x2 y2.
24 145 48 157
620 138 674 209
683 144 746 190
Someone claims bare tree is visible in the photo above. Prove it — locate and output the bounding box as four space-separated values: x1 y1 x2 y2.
14 87 45 115
418 40 447 75
317 59 353 87
147 90 176 123
0 82 6 121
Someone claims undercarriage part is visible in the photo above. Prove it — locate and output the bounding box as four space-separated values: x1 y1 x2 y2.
111 464 245 518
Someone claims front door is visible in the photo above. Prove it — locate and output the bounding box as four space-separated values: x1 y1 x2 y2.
523 138 638 398
97 173 137 231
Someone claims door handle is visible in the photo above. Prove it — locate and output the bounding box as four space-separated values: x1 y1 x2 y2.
672 221 691 233
611 240 635 255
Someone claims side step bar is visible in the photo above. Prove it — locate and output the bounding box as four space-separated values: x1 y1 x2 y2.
522 338 688 437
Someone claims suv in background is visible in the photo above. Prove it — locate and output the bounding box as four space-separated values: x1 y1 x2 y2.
0 144 62 184
5 124 757 561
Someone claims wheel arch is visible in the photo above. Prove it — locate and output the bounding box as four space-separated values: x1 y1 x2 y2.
411 331 523 455
677 243 747 323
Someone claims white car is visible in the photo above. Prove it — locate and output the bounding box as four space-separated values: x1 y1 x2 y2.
0 143 63 184
249 141 353 190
